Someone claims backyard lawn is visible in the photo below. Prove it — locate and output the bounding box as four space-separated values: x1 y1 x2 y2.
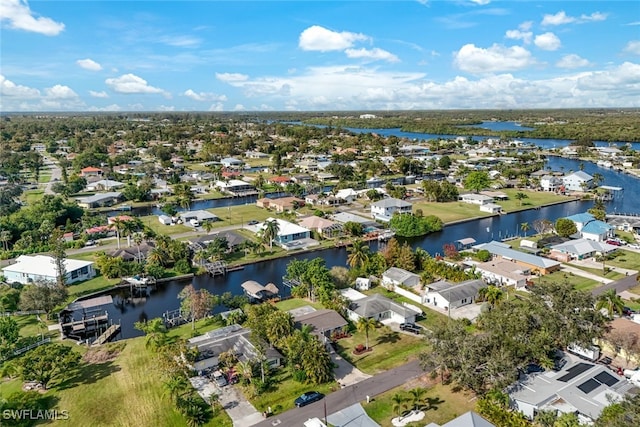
533 271 601 293
365 381 477 427
275 298 324 312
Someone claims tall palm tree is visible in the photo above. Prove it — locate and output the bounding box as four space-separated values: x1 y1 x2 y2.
485 285 504 308
347 239 370 269
520 222 530 237
408 387 426 411
356 317 377 350
133 232 144 263
262 219 280 250
596 289 624 318
391 393 408 418
0 229 11 251
111 217 125 249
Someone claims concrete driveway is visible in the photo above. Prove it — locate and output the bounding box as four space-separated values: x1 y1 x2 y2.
331 352 371 388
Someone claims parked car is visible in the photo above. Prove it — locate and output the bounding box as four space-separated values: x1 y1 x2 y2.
524 363 545 374
399 323 422 334
628 243 640 250
294 391 324 407
553 357 568 372
606 240 622 246
247 220 259 225
212 370 228 387
623 306 634 317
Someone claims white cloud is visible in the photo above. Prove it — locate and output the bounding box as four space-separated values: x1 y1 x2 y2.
76 59 103 71
158 105 175 111
89 90 109 98
45 85 78 99
183 89 227 102
345 48 399 63
469 0 491 5
624 40 640 55
208 103 224 111
0 0 65 36
556 54 592 69
542 11 607 26
453 43 536 73
0 74 40 98
505 29 532 44
233 104 245 111
215 72 249 83
157 35 201 48
105 74 166 95
88 104 121 112
535 32 561 51
298 25 369 52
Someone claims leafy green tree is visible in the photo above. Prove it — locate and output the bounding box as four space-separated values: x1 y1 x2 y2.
265 310 294 346
20 343 81 389
178 285 218 330
595 392 640 426
389 213 443 237
463 171 490 193
134 317 168 350
0 316 19 348
554 218 578 238
343 221 364 237
299 336 333 384
19 281 68 320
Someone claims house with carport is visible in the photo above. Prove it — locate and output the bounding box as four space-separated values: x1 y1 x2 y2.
474 241 561 275
549 238 618 262
422 279 486 309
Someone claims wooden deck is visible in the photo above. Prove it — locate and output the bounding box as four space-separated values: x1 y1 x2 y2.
92 324 121 346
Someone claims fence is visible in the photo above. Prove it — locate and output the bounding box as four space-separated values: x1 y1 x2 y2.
392 285 423 305
1 338 52 361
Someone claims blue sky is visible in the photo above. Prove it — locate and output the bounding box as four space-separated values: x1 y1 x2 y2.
1 0 639 112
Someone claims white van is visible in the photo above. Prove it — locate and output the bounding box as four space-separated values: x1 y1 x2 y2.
189 219 200 227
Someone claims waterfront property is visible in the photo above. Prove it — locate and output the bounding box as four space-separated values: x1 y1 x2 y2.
187 324 283 372
258 218 311 245
548 238 618 262
345 293 420 324
76 191 123 208
214 179 257 196
298 215 343 238
256 196 305 212
459 193 495 205
86 179 126 191
109 241 156 262
370 198 412 222
240 280 279 301
508 357 635 423
565 212 615 242
2 255 96 285
178 210 219 225
422 279 486 309
562 171 594 192
474 241 562 275
381 267 421 288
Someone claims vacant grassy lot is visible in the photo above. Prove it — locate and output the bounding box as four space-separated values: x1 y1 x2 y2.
498 189 572 212
606 249 640 271
533 270 601 293
365 381 477 427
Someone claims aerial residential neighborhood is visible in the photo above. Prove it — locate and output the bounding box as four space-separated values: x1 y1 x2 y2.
1 110 639 427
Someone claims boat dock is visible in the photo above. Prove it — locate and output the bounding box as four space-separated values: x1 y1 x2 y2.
92 323 121 346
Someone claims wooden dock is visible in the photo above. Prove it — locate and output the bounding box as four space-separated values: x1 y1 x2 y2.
204 261 228 276
61 313 109 332
92 324 121 346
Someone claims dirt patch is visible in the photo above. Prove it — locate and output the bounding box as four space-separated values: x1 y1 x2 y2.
82 342 126 364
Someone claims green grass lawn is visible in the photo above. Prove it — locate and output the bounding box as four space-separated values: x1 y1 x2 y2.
606 250 640 271
13 314 55 339
533 271 601 292
275 298 324 312
244 367 337 414
66 275 121 299
568 264 625 281
365 382 477 427
498 189 573 213
139 215 191 235
403 201 492 224
38 173 52 184
335 324 426 375
22 189 44 205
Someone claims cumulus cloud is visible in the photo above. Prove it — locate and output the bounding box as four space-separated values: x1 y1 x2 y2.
76 59 102 71
0 74 40 98
298 25 368 52
0 0 65 35
208 103 224 112
624 40 640 55
44 85 78 99
345 47 399 62
89 90 109 98
183 89 227 102
505 21 533 44
105 74 166 95
535 32 561 51
215 72 249 83
556 54 592 69
453 43 536 73
542 11 607 26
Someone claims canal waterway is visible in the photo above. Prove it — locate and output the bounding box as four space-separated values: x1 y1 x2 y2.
99 126 639 339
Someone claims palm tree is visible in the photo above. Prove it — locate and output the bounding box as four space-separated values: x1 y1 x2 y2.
596 289 624 317
347 239 370 269
236 360 254 385
122 219 139 247
262 219 280 250
163 375 190 403
356 317 377 350
485 285 504 308
0 229 11 251
133 232 144 263
514 192 528 206
111 217 125 249
391 393 408 418
409 387 426 411
520 222 530 237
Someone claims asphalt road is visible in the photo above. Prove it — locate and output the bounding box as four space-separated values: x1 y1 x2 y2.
253 359 425 427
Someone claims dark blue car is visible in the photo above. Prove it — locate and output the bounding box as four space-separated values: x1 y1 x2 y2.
295 391 324 407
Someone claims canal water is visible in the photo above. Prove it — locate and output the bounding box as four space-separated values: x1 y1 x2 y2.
98 125 639 339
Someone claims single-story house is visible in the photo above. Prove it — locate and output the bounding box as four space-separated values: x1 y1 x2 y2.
422 279 486 309
298 216 343 238
179 210 219 224
459 194 494 205
258 218 310 244
474 260 529 289
508 359 635 423
158 215 172 225
76 192 123 208
109 242 155 262
293 309 348 343
549 238 618 261
86 179 126 192
474 241 561 275
187 324 283 372
479 203 503 214
80 166 103 177
188 230 247 251
335 189 358 203
2 255 96 285
291 174 313 185
220 157 244 168
305 194 342 207
268 176 292 187
425 411 495 427
382 267 421 288
370 198 412 222
256 196 305 213
214 179 256 196
346 293 420 324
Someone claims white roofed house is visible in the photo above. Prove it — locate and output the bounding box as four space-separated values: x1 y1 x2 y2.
422 279 486 310
459 193 494 205
220 157 244 168
474 260 529 289
2 255 96 285
370 198 412 222
257 218 312 248
562 171 593 192
214 179 256 196
346 293 420 325
540 175 564 192
382 267 421 288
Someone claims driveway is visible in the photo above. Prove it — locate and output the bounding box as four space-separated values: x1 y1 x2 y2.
331 352 371 388
560 265 613 284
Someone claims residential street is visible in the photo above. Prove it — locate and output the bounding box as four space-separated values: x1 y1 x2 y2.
253 359 425 427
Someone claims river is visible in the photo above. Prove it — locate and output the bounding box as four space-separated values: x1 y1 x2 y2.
95 126 638 339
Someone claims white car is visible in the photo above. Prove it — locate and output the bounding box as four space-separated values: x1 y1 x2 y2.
628 243 640 250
